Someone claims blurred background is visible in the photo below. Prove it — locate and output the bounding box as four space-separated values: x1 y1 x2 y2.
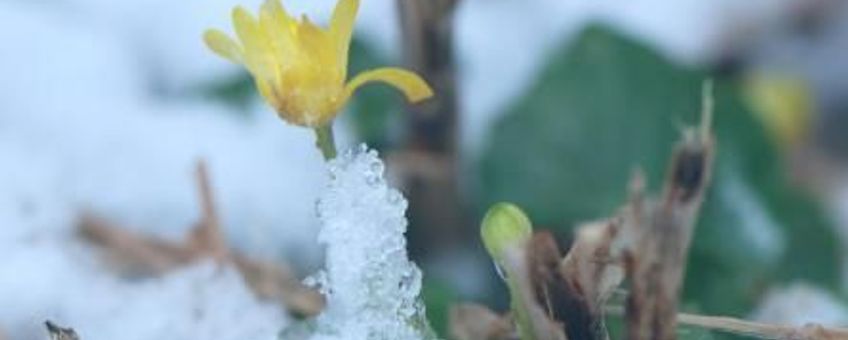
2 0 848 339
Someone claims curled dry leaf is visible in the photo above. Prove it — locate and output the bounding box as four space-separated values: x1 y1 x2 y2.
560 220 625 315
77 160 324 317
449 303 515 340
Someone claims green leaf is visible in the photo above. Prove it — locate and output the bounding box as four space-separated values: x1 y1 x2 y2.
476 24 840 315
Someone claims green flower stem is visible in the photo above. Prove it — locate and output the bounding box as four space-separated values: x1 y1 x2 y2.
507 267 538 340
314 124 338 161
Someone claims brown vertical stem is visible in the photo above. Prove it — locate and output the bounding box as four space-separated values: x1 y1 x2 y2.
624 141 714 340
190 160 230 262
396 0 465 256
625 84 716 340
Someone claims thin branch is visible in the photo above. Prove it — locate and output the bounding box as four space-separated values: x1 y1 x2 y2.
189 160 229 262
609 306 848 339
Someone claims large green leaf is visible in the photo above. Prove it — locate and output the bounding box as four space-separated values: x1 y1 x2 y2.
476 24 840 315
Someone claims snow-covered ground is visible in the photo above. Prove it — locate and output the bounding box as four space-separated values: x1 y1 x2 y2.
1 0 844 338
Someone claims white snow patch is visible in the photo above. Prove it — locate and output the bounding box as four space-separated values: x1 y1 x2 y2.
0 246 287 340
287 146 434 340
751 283 848 327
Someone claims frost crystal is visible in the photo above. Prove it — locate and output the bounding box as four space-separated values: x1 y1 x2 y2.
751 283 848 326
290 145 436 340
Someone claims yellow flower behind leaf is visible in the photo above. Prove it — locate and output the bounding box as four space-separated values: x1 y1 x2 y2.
204 0 433 127
745 72 813 148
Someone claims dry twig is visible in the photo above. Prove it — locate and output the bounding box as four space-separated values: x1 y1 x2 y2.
677 313 848 340
607 305 848 340
78 160 324 316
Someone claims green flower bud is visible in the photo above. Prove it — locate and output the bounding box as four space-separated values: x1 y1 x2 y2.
481 202 533 264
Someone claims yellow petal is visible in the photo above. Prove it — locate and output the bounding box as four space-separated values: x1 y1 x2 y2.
330 0 359 70
203 29 242 63
260 0 292 26
232 6 260 48
295 15 337 68
260 0 296 66
344 68 433 104
260 0 296 44
233 6 277 81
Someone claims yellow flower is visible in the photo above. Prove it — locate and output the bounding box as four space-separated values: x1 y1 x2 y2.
204 0 433 127
745 72 812 148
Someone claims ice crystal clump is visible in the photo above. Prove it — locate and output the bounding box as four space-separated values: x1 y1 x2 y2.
751 283 848 326
291 145 436 340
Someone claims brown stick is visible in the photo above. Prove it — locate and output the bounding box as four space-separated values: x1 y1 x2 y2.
188 160 229 262
609 306 848 340
396 0 466 256
679 313 848 339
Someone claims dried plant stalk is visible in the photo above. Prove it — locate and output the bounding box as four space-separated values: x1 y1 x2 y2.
189 160 229 262
623 83 716 340
677 313 848 340
608 305 848 340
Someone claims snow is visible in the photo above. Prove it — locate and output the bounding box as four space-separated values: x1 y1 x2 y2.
289 146 435 340
0 246 286 340
751 283 848 327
